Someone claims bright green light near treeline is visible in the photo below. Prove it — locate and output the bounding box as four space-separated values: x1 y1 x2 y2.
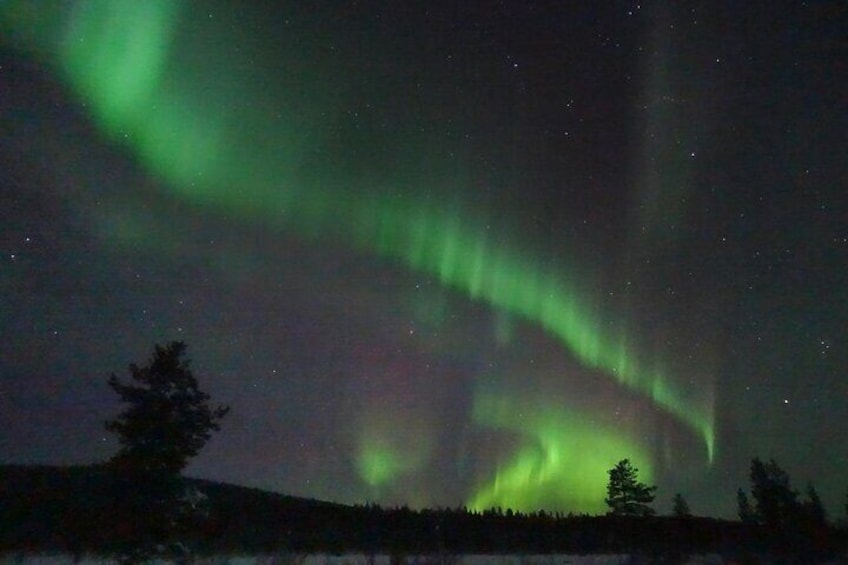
469 389 654 514
1 0 715 495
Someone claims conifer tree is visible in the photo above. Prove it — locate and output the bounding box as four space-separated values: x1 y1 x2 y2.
106 341 229 476
672 493 691 517
105 341 229 561
737 488 756 523
749 458 799 528
605 459 657 516
802 483 827 526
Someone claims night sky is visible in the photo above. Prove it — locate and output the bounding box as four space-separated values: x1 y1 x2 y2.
1 1 846 519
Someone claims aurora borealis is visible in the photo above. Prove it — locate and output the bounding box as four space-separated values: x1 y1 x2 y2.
1 1 845 518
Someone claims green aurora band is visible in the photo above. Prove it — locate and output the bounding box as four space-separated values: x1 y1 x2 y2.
1 0 714 511
469 388 654 514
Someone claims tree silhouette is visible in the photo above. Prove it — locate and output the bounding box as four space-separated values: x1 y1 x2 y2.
802 483 826 527
672 493 691 517
737 487 756 523
748 457 799 528
106 341 229 476
104 341 229 561
605 459 656 516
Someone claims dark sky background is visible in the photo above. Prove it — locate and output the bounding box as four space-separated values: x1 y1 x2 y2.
1 1 846 519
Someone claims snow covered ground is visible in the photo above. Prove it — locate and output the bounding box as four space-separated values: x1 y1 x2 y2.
0 553 734 564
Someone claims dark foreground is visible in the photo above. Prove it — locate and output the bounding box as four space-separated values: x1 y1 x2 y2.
1 465 844 562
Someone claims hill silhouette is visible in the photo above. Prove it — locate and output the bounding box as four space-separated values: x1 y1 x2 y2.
1 464 843 560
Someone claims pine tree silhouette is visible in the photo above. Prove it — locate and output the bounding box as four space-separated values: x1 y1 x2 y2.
605 459 656 516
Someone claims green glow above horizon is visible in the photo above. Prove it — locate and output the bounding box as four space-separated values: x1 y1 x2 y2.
357 442 404 487
355 410 433 489
468 388 655 514
1 0 715 499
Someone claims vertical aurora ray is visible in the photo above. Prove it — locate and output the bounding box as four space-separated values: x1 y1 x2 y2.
1 0 714 501
355 198 714 462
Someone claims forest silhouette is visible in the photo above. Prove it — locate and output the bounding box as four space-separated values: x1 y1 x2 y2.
1 343 845 562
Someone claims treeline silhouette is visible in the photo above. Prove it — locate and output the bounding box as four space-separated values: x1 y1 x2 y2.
1 464 844 561
3 344 844 561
